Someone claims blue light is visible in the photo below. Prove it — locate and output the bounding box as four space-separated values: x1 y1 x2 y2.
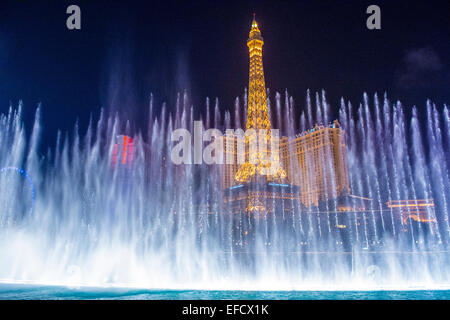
0 167 36 215
268 183 289 188
229 184 244 190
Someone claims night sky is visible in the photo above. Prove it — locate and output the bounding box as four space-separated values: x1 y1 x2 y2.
0 0 449 148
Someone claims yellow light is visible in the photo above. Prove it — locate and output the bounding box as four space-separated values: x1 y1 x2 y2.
389 204 434 208
234 19 287 183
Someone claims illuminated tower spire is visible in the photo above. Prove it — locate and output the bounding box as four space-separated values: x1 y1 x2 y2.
234 16 286 183
246 15 271 130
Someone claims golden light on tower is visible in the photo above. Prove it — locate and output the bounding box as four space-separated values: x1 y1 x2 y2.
234 16 287 183
246 16 270 131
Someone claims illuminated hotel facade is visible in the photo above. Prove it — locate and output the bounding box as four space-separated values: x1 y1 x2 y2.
221 17 349 209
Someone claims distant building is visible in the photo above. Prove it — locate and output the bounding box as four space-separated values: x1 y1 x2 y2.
386 199 436 225
280 121 349 207
112 135 136 166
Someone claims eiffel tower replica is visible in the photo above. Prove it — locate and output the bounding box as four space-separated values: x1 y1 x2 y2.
223 16 301 217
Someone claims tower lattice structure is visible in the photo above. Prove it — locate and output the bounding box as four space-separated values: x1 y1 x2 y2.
234 17 287 183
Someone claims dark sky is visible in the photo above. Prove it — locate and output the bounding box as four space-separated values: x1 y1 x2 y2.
0 0 449 147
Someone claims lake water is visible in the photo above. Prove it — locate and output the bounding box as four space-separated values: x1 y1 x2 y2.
0 283 449 300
